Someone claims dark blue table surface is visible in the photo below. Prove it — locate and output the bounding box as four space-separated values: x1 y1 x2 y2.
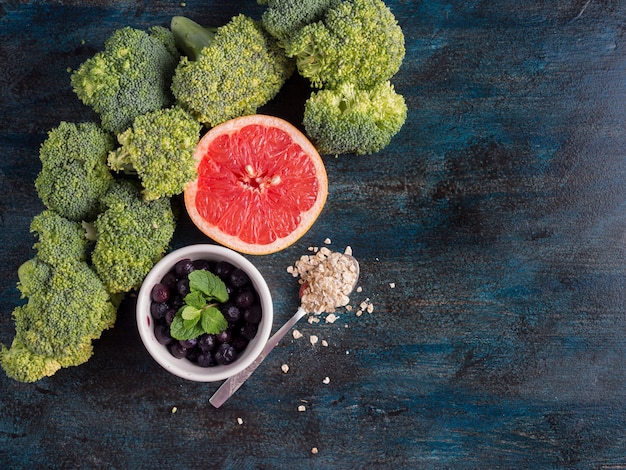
2 1 626 468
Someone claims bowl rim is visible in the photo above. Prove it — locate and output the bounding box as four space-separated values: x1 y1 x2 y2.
136 244 273 382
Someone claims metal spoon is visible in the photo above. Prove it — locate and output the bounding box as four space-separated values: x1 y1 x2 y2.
209 254 360 408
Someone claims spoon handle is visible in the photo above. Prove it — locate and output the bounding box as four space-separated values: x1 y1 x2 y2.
209 306 308 408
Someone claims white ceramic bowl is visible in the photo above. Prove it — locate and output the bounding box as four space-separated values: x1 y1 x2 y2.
136 244 273 382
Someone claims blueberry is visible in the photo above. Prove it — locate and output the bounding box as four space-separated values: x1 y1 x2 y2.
197 352 216 367
169 343 188 359
150 302 168 320
214 343 237 365
240 323 258 341
215 328 232 344
154 325 173 345
174 258 195 277
176 279 190 296
221 302 241 323
170 295 184 309
179 338 197 349
198 334 217 352
235 290 255 309
231 335 249 352
229 268 250 288
215 261 235 280
164 308 177 326
151 283 170 303
243 304 262 324
193 259 212 271
160 272 178 290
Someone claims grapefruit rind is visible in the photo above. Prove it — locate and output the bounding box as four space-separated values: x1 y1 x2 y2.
184 115 328 255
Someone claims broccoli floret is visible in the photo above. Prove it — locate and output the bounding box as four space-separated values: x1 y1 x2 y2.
35 122 115 222
1 338 63 383
91 180 175 294
107 106 201 201
170 14 295 128
13 258 117 359
71 26 180 135
303 81 407 155
283 0 405 89
1 218 118 382
28 210 89 267
258 0 341 43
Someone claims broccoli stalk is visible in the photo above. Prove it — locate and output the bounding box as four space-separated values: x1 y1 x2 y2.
170 14 295 128
170 16 217 61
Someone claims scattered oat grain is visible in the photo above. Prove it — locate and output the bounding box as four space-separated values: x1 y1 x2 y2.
310 335 319 345
325 313 338 323
288 246 359 314
281 364 290 373
293 329 303 339
171 407 177 414
321 340 328 347
311 447 319 454
322 377 330 384
389 282 396 288
324 238 332 244
237 417 244 425
298 405 306 412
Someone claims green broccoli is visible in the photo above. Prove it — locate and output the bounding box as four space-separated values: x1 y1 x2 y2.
257 0 341 43
170 14 295 128
90 179 176 294
1 212 118 383
302 81 407 155
107 105 201 201
35 121 115 222
71 26 180 135
28 210 90 266
283 0 405 89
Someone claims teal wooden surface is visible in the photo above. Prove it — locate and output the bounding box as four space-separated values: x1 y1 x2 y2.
2 1 626 468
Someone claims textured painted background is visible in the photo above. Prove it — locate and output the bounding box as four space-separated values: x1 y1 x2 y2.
2 0 626 468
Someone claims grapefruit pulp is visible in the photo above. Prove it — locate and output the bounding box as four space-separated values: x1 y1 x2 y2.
184 115 328 255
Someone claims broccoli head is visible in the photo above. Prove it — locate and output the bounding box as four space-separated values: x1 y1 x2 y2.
258 0 341 43
302 81 407 155
1 338 63 383
91 180 176 294
28 210 89 267
13 257 117 360
107 105 201 201
170 14 295 128
1 212 118 382
71 26 180 135
284 0 405 89
35 121 115 222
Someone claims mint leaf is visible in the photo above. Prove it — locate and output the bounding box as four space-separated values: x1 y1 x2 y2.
200 306 228 335
170 312 204 340
180 305 201 321
184 291 206 310
189 270 229 303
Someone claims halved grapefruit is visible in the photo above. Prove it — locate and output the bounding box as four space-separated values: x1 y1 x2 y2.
184 115 328 255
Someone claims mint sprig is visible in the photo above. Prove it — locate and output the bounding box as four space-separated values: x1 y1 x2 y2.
170 270 229 340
